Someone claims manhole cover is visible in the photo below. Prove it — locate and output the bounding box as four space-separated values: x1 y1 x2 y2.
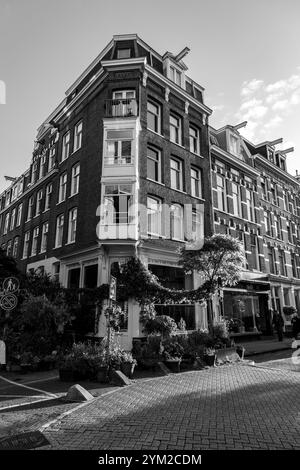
0 431 50 449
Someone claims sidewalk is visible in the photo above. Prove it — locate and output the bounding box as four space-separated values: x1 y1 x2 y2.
240 337 292 357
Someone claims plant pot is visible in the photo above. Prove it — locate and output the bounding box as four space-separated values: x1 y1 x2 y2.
121 362 136 378
163 359 181 373
203 354 216 367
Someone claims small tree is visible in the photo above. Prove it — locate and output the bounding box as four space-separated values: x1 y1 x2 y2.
180 234 245 330
0 247 19 279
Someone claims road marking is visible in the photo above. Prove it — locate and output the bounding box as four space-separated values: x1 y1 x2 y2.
0 375 56 398
0 395 44 398
0 374 59 392
0 396 57 412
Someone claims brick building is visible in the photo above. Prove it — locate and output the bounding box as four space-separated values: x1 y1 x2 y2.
0 34 213 348
210 123 300 335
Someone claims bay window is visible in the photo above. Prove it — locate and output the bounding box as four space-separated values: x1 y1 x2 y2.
103 184 133 225
106 129 133 165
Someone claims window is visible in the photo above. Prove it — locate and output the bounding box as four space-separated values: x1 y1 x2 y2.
268 247 275 274
147 147 162 182
58 173 67 202
55 214 64 248
117 48 131 59
232 182 240 217
191 167 202 198
278 250 286 276
5 191 11 207
31 227 39 256
23 231 30 258
229 134 239 155
62 131 70 161
73 121 83 152
67 208 77 244
31 161 38 184
10 208 16 231
113 90 135 100
283 191 289 211
71 164 80 195
250 235 259 270
170 66 182 86
27 196 34 221
170 114 182 145
49 146 56 171
6 240 12 257
36 190 43 216
40 222 49 253
264 211 271 235
170 158 183 191
245 189 254 221
147 196 162 236
103 184 133 225
170 204 184 240
274 215 282 239
147 100 161 134
192 208 202 240
12 237 19 258
189 126 200 155
16 204 22 227
45 183 52 211
39 155 46 179
261 179 268 200
216 175 226 211
106 129 132 165
3 213 9 235
287 222 293 243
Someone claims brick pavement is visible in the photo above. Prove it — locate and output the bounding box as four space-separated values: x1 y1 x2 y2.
41 364 300 450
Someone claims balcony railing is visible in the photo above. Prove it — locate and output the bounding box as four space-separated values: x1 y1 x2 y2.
105 99 138 118
104 155 133 165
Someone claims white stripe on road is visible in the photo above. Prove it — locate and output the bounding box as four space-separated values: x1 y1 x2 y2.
0 375 56 398
0 396 57 412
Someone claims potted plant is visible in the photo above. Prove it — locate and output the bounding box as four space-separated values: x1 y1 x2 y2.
283 306 297 317
120 351 137 378
203 347 216 366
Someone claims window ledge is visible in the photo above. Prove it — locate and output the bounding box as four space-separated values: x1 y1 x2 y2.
170 140 185 150
71 147 82 156
147 178 165 187
170 187 187 195
68 193 79 199
56 201 66 206
65 241 76 246
147 128 164 138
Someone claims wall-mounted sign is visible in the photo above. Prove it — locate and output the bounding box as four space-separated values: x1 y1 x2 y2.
2 277 19 293
0 293 18 311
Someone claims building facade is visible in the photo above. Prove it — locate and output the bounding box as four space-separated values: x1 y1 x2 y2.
0 35 213 348
210 123 300 336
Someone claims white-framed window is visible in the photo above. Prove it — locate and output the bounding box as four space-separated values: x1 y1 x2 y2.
113 90 135 100
170 204 184 240
45 183 52 211
189 126 200 155
170 157 183 191
170 114 182 145
48 146 56 171
36 190 43 216
147 100 161 134
103 184 133 225
10 208 16 231
147 146 162 183
40 222 49 253
147 196 162 237
3 213 10 235
58 173 67 202
245 188 254 221
62 131 70 161
73 121 83 152
5 191 11 207
229 134 239 155
39 155 46 179
71 164 80 195
23 231 30 259
105 129 133 165
192 208 202 241
16 203 22 227
31 227 39 256
232 182 240 217
27 196 34 221
216 175 226 211
191 167 202 198
12 236 19 258
170 66 182 86
55 214 64 248
31 161 38 184
67 208 77 244
117 48 131 59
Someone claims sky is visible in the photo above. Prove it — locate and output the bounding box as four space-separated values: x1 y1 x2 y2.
0 0 300 193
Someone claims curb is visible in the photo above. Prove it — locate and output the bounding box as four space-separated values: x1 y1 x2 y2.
244 346 291 357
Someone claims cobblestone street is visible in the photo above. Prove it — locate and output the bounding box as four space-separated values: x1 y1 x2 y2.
40 364 300 450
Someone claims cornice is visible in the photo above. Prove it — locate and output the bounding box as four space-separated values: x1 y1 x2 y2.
211 144 260 177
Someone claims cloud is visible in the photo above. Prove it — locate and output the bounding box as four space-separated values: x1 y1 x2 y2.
264 116 283 129
241 79 264 97
272 99 289 111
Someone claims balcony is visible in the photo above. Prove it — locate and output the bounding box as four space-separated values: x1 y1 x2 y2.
105 99 138 118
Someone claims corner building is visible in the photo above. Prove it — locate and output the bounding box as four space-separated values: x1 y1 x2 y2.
0 35 213 348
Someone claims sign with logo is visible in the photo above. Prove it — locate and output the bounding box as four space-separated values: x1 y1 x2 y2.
0 293 18 311
2 277 20 293
109 276 117 301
